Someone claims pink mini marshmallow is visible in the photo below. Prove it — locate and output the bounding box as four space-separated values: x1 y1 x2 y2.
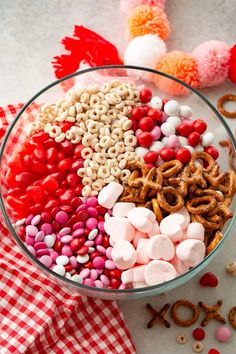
172 207 190 230
176 239 205 267
186 222 205 241
148 235 175 261
121 268 134 284
168 134 179 148
171 254 189 275
111 240 137 270
144 260 177 286
133 230 148 248
127 207 155 233
136 238 151 264
104 216 135 244
112 202 135 217
159 220 183 242
147 221 160 238
98 182 124 209
133 265 146 282
132 282 148 288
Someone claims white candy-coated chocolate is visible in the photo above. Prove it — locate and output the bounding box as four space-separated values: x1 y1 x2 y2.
112 202 135 217
149 141 164 153
186 222 205 241
179 105 193 118
178 136 188 147
104 216 135 243
148 234 175 261
164 100 179 116
166 116 182 128
176 239 205 267
98 182 124 209
144 260 177 285
135 146 149 157
136 238 151 264
201 132 214 147
149 96 162 110
111 240 137 270
161 122 175 137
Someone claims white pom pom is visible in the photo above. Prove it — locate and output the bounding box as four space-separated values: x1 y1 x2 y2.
124 34 167 69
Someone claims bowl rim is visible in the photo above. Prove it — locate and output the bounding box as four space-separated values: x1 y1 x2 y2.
1 64 236 295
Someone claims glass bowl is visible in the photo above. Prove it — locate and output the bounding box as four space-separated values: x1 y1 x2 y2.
0 65 235 300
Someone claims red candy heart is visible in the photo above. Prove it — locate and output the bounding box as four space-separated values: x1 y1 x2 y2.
199 272 218 287
192 328 205 341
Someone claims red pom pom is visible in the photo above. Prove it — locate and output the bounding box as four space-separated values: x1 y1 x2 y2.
229 44 236 83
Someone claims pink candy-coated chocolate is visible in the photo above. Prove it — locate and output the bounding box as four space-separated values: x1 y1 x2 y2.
35 231 45 242
80 268 90 279
86 196 98 207
40 255 52 267
34 242 46 250
84 240 95 247
87 207 99 217
150 126 161 140
90 269 98 280
72 221 85 230
94 280 104 288
25 214 34 226
26 225 38 237
135 128 142 137
214 326 232 343
72 228 85 237
106 247 113 260
61 245 73 257
27 245 36 256
55 211 69 224
31 214 41 226
69 256 78 268
36 249 50 257
98 221 105 233
168 134 179 148
86 217 98 230
95 234 103 245
105 260 116 270
59 227 71 236
96 269 104 275
96 245 106 254
100 274 110 286
92 256 105 269
61 235 73 243
83 278 95 286
41 223 53 235
50 251 59 263
76 204 87 213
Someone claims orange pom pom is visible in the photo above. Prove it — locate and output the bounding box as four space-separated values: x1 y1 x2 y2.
155 51 200 95
128 5 170 40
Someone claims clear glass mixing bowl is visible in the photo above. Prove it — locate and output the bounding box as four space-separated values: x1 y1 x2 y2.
0 65 235 300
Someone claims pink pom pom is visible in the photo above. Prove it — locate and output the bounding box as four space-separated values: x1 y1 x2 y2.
120 0 165 13
192 40 230 88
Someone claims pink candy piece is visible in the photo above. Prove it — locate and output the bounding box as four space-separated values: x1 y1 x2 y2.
31 215 41 226
144 260 177 286
133 265 146 282
171 254 189 275
36 249 50 257
40 255 52 268
25 235 35 246
41 223 53 235
35 231 45 242
92 256 105 269
69 256 78 268
112 202 135 217
59 227 71 236
167 134 179 148
26 225 38 237
86 196 98 207
105 260 116 270
96 245 106 254
50 251 59 263
147 221 160 238
98 221 105 233
214 326 232 343
76 204 87 213
176 239 205 267
72 228 85 237
133 230 148 248
100 274 110 286
90 269 98 280
83 278 95 287
25 214 34 226
61 245 73 257
136 238 151 264
135 128 142 137
27 245 36 256
80 268 90 279
94 280 104 288
87 207 99 217
119 283 126 290
61 235 73 243
86 217 98 230
111 240 137 270
34 242 46 250
150 126 161 140
106 247 113 260
104 216 135 244
84 240 95 247
98 182 124 209
95 234 103 245
148 235 175 261
186 222 205 241
72 222 85 230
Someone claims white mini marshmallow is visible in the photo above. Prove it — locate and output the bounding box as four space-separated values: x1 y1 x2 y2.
148 235 175 261
112 202 136 217
133 265 146 282
121 268 134 284
144 260 177 285
111 240 137 270
186 222 205 241
179 105 193 118
132 281 148 288
98 182 124 209
176 239 205 267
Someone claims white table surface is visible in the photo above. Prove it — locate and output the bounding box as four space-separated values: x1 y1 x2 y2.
1 1 236 353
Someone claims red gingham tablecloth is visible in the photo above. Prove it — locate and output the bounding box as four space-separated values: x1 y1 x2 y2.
0 104 136 354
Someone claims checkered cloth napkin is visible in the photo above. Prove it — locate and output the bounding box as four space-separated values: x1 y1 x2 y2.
0 104 136 354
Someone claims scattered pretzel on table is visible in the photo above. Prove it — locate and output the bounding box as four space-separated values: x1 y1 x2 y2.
146 303 171 329
217 94 236 119
198 299 226 327
171 300 200 327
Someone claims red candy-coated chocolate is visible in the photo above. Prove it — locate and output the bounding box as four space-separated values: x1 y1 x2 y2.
109 269 122 279
138 117 155 132
77 246 89 255
160 148 175 161
110 278 121 289
188 132 201 147
192 328 206 341
204 146 219 160
57 158 72 172
177 123 194 137
200 272 219 287
140 88 152 103
71 238 85 251
137 132 154 148
74 144 84 158
42 176 59 191
193 119 207 134
142 105 151 115
175 148 191 163
144 151 159 164
131 106 145 120
130 118 138 131
77 210 89 222
147 108 162 123
208 349 220 354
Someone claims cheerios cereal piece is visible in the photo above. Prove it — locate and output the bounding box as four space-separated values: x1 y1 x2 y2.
90 190 99 196
92 179 104 191
95 104 107 115
89 160 99 170
111 80 122 88
124 135 137 147
176 334 188 344
81 92 90 104
102 83 112 93
87 84 100 94
98 166 110 179
68 106 76 117
90 95 101 107
87 120 100 134
107 109 118 119
123 130 134 137
104 175 116 183
111 128 123 141
76 113 88 122
122 119 132 131
82 177 93 186
101 115 112 124
115 101 125 110
100 136 113 149
107 146 118 159
111 167 121 177
91 137 99 146
81 147 93 160
120 169 131 181
77 168 86 178
86 167 97 180
82 134 93 147
71 136 81 144
116 84 128 97
115 142 125 153
48 125 61 138
192 342 203 353
94 153 106 164
117 153 125 162
55 133 65 143
65 130 74 140
119 159 127 169
75 102 83 113
82 185 92 197
83 159 90 168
